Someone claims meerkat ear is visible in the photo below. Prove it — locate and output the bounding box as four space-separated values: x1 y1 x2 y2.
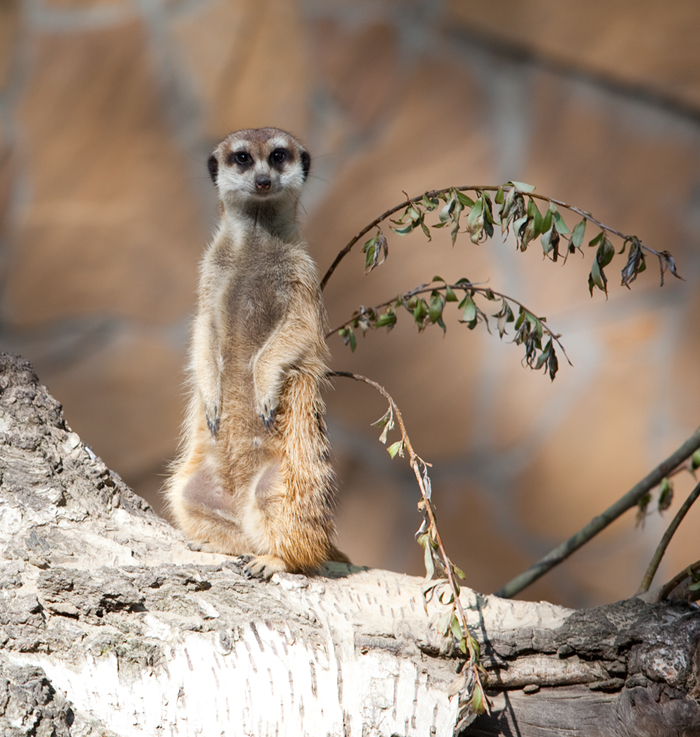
300 150 310 181
207 154 219 185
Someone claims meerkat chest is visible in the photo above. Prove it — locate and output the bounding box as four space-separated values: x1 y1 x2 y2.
219 241 296 351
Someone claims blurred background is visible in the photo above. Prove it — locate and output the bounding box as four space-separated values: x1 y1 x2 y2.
1 0 699 608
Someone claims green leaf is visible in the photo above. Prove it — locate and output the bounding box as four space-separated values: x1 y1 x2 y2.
362 234 384 274
636 492 652 526
513 214 528 239
541 225 554 254
551 208 571 235
588 231 604 248
571 220 586 250
371 408 395 444
450 615 463 644
465 197 483 231
450 221 460 246
387 441 404 459
375 310 397 329
458 294 477 325
495 186 504 205
471 681 487 715
541 208 553 235
445 285 458 302
588 258 607 295
692 450 700 471
429 291 444 323
392 222 415 236
338 326 357 352
439 198 455 223
456 191 475 208
598 238 615 268
422 194 439 211
413 298 428 326
527 198 544 236
658 477 673 512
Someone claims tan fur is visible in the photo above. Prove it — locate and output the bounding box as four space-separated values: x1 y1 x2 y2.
165 128 348 578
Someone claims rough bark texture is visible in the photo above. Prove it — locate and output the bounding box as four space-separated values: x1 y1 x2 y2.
0 352 698 736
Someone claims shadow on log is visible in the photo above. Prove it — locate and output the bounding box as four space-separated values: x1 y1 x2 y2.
0 352 698 736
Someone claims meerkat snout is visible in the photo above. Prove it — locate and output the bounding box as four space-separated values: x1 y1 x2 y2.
255 174 271 191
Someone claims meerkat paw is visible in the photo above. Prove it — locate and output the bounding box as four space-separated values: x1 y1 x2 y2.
243 554 289 580
255 396 278 431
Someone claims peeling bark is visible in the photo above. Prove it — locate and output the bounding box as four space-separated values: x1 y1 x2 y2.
0 352 698 736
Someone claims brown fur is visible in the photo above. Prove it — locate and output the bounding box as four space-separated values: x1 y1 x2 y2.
165 128 348 578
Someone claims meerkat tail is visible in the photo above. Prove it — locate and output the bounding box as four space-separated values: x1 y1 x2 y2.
255 371 338 573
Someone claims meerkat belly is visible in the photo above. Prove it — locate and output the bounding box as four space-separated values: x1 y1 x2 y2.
214 256 293 503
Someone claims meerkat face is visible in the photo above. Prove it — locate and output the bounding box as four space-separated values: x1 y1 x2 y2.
207 128 310 207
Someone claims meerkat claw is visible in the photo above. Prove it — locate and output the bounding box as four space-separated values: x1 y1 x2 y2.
243 554 288 580
206 409 220 436
261 406 276 430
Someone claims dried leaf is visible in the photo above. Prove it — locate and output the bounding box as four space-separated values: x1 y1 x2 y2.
510 181 535 193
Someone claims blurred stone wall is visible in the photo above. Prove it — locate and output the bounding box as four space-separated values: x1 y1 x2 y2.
1 0 699 608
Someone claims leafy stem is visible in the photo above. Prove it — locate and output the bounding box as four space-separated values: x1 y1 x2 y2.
326 279 570 380
320 183 681 296
329 370 489 722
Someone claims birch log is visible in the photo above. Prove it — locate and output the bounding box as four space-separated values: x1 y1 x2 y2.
0 352 698 737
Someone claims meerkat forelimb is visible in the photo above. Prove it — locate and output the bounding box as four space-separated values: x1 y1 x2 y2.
165 127 349 579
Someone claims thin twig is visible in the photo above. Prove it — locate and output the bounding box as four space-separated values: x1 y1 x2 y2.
658 559 700 601
325 280 572 366
329 370 488 716
319 184 673 291
496 428 700 599
637 480 700 594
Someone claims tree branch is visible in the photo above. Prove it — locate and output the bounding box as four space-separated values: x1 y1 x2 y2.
496 428 700 599
637 480 700 594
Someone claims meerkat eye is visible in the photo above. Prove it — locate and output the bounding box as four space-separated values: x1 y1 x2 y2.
227 151 252 167
270 148 288 165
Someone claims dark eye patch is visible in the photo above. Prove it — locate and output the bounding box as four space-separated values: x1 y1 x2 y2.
226 150 253 167
270 148 289 169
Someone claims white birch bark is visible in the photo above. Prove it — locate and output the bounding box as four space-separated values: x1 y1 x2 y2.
0 353 698 737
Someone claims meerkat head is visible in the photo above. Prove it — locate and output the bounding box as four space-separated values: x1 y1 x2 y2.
207 128 310 221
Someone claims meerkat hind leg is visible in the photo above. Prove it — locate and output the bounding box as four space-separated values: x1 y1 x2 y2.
239 461 294 579
177 466 250 555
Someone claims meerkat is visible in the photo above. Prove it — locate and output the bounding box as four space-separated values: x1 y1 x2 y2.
166 127 348 579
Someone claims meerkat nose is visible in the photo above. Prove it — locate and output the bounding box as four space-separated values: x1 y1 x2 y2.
255 175 272 191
